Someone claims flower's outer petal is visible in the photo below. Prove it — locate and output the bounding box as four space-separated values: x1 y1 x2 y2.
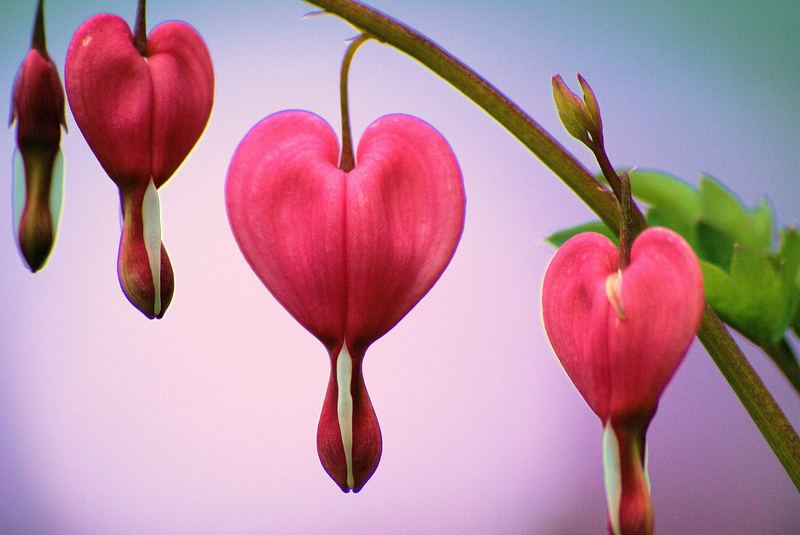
345 114 466 352
542 232 617 420
542 228 704 423
147 22 213 187
226 110 346 349
11 49 65 145
608 227 704 420
65 14 152 187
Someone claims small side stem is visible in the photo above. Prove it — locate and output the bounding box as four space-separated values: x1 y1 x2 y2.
617 172 633 270
338 34 371 172
133 0 147 56
31 0 47 56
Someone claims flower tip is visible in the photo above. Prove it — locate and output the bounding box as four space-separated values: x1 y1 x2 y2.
118 244 175 320
317 346 382 493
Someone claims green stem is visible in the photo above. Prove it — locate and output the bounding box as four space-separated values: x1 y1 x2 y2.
698 309 800 490
305 0 800 491
617 172 633 270
339 35 371 172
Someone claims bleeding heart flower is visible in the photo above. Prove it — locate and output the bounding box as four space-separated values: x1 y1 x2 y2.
9 0 67 272
542 228 704 535
65 0 213 318
226 110 465 492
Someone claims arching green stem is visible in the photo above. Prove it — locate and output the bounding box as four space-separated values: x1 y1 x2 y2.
338 34 371 172
304 0 800 491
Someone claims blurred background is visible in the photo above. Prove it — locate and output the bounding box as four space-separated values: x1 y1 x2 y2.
0 0 798 533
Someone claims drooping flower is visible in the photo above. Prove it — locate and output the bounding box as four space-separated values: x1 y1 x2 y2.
542 228 704 535
9 0 67 272
65 0 213 318
226 110 466 492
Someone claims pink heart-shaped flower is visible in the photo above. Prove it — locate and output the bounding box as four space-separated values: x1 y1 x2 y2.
226 110 465 492
542 228 704 535
65 13 213 318
542 228 703 423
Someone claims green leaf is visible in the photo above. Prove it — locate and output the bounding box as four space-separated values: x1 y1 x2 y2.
627 169 700 222
545 220 617 247
698 174 774 254
696 219 736 269
703 244 791 345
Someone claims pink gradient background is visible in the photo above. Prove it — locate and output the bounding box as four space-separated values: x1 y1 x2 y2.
1 1 798 533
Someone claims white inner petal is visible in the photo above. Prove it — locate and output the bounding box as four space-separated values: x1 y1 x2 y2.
336 344 355 490
49 149 65 239
141 179 162 317
602 422 622 535
605 269 626 320
12 149 25 240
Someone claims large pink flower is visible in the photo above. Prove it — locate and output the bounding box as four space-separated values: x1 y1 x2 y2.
226 110 466 492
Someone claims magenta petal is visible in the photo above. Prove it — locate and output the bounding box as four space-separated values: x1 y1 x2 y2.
65 14 152 186
226 110 347 349
66 15 213 188
542 228 704 422
345 114 466 352
147 22 214 186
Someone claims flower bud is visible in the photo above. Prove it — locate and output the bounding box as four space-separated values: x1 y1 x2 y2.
9 2 67 272
552 73 603 148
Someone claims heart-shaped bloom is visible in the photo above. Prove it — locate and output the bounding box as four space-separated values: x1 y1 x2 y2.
542 228 704 535
65 9 213 318
9 1 66 272
226 110 465 492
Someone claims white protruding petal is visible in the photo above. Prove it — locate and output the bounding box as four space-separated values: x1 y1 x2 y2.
336 344 355 490
605 269 625 320
643 442 651 493
603 422 622 535
141 179 162 317
12 148 25 240
48 149 65 239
